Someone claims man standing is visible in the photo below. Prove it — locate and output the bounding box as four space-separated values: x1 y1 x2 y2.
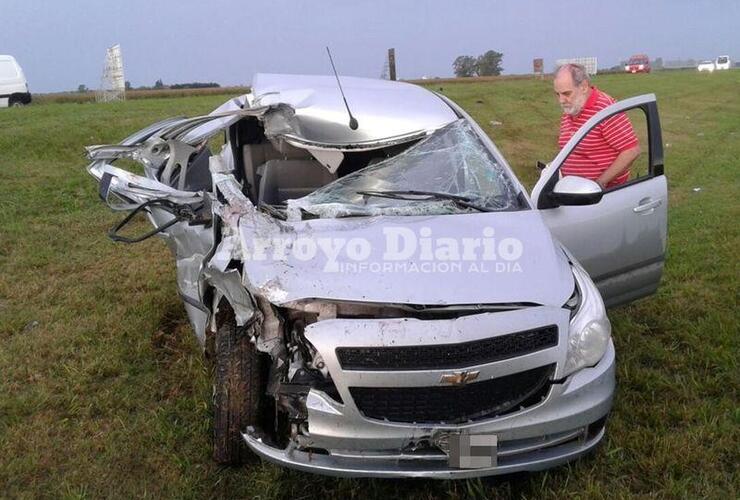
553 63 640 189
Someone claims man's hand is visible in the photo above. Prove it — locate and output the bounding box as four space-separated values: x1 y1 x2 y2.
597 145 641 188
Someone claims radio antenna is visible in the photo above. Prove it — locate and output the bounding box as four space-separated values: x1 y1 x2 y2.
326 46 359 130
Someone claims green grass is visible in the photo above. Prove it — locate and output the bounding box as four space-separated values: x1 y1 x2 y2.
1 70 738 498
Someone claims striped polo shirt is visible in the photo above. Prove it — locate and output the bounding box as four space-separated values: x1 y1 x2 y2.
558 87 639 187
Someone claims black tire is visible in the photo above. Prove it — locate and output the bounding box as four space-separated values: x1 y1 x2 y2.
212 303 264 465
9 97 24 108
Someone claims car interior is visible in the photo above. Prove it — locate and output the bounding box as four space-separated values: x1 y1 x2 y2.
225 116 416 206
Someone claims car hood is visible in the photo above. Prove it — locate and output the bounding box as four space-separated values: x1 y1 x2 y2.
238 210 574 307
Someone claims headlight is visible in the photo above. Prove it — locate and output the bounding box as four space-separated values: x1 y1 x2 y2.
563 261 611 377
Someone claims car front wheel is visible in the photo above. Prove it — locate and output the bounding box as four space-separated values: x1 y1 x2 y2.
212 302 265 465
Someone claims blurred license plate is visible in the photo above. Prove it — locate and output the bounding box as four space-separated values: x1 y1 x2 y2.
448 433 497 469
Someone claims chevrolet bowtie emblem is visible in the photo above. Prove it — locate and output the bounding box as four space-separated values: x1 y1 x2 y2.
440 370 480 386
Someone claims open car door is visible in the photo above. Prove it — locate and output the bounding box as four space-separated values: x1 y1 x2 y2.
531 94 667 307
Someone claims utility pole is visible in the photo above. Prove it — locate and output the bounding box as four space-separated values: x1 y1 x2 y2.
388 48 397 81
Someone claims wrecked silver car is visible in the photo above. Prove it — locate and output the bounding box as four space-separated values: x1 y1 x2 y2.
85 74 667 478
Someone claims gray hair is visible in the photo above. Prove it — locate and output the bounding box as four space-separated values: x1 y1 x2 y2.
555 63 590 86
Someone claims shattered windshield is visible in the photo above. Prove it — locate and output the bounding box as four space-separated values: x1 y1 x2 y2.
286 119 522 220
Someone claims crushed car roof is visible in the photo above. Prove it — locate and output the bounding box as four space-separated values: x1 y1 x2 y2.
251 73 459 148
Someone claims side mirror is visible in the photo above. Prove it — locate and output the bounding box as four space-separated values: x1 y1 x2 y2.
549 176 604 206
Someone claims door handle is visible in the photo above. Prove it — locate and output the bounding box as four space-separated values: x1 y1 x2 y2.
633 198 662 214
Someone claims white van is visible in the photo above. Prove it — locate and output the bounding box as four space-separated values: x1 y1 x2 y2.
0 55 32 108
715 55 731 71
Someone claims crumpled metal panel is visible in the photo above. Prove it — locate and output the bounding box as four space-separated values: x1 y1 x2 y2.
236 210 574 307
253 73 457 148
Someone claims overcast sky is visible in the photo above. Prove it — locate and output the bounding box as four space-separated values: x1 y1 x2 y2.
3 0 738 92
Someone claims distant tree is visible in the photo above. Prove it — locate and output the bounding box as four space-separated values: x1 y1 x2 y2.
77 84 88 93
154 79 164 89
476 50 504 76
125 80 132 90
169 82 221 89
453 55 478 77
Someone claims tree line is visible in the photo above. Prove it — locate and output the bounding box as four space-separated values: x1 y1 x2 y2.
453 50 504 77
77 80 221 92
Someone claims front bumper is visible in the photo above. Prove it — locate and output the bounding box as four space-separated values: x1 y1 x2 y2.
244 424 606 479
242 308 616 478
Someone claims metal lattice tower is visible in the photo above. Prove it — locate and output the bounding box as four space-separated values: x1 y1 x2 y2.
96 44 126 103
380 58 389 80
380 61 388 80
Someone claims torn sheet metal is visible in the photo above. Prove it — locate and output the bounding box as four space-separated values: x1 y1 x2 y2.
208 232 242 272
120 116 189 146
164 102 272 145
85 144 141 161
210 157 255 228
158 140 197 191
307 148 344 173
203 267 256 326
90 162 204 205
287 119 521 219
253 73 457 150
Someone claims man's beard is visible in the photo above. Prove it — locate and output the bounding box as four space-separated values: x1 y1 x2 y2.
561 94 587 116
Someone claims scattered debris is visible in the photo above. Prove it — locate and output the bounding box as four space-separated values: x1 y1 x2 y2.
665 143 671 148
22 320 40 333
693 187 702 192
490 120 503 127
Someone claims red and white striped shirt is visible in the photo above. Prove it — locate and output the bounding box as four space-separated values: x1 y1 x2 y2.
558 87 639 187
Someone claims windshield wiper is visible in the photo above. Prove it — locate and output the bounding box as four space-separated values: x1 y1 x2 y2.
356 189 492 212
258 203 288 220
258 203 326 221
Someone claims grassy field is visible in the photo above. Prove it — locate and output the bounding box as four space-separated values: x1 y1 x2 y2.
33 86 252 105
1 70 738 499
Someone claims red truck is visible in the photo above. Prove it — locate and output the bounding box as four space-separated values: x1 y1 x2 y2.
625 54 651 73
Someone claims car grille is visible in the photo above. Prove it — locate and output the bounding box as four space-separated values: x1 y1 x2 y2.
349 364 555 424
336 325 558 371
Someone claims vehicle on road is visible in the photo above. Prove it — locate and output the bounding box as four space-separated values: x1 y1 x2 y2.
624 54 651 73
697 60 716 72
714 55 730 70
0 55 31 108
85 74 667 478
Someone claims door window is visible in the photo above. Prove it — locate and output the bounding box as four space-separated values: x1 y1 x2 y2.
562 107 653 190
535 95 664 208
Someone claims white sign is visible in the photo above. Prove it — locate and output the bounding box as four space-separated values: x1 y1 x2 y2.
555 57 598 75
